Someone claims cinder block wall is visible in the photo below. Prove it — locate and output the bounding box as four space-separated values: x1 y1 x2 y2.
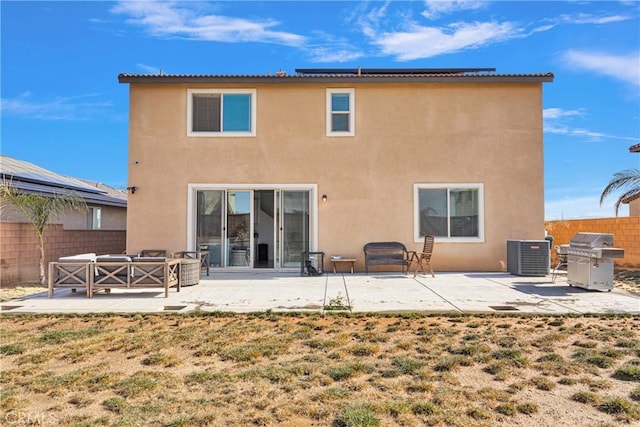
0 222 126 285
545 217 639 267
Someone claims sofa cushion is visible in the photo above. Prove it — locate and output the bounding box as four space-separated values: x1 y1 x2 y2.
58 253 96 262
96 256 132 263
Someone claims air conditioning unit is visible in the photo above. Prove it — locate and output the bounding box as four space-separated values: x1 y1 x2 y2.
506 240 550 276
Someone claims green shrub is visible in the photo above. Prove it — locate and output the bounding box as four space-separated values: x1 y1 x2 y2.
325 362 372 381
392 357 426 375
572 391 600 405
598 397 636 415
0 343 25 355
516 402 539 414
335 403 379 427
614 364 640 382
103 396 127 414
412 401 440 416
495 403 516 416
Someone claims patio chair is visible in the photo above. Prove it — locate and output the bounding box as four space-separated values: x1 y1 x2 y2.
551 245 568 283
409 235 435 278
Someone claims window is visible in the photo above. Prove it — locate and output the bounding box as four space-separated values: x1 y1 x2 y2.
87 207 101 230
187 89 256 136
326 88 354 136
414 184 484 242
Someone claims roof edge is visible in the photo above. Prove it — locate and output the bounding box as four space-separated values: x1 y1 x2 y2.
118 72 554 85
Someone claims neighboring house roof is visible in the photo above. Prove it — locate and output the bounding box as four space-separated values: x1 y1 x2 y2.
630 143 640 153
622 193 640 204
0 155 127 208
118 67 554 84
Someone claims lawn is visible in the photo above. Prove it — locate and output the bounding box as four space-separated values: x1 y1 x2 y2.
1 312 639 426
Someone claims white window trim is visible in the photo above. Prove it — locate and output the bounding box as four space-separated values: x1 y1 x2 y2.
326 88 355 137
413 183 485 243
187 88 257 137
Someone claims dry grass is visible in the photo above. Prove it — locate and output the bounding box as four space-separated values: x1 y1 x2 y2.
1 312 640 426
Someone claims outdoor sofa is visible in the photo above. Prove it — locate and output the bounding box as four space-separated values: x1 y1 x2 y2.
48 253 181 298
363 242 411 274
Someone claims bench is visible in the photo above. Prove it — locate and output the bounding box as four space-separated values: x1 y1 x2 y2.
48 255 181 298
363 242 410 274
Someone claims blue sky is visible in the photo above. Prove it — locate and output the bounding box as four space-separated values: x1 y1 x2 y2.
2 1 639 219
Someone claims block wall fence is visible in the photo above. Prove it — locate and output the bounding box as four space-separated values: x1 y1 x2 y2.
0 222 126 286
545 217 639 267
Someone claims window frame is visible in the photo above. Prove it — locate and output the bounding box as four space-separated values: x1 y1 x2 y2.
187 88 256 137
326 88 355 137
413 183 484 243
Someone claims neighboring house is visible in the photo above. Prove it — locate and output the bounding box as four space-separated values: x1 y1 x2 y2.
0 155 127 229
118 67 553 272
624 143 640 216
0 155 127 284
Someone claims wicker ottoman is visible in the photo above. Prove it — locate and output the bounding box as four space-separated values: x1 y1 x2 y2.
179 259 200 286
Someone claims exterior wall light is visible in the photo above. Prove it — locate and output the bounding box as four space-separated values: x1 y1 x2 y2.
322 194 328 202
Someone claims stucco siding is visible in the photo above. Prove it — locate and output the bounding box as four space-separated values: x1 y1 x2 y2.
126 81 545 271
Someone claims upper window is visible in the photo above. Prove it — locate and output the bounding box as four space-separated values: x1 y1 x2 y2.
414 184 484 242
187 89 256 137
326 88 355 136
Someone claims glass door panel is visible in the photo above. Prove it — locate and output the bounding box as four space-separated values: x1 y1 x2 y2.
254 190 275 268
227 191 252 267
196 190 224 267
281 191 309 268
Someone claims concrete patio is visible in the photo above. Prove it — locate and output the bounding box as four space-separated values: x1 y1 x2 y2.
2 271 639 315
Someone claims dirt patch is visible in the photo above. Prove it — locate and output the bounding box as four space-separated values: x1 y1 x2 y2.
0 283 47 302
614 268 640 295
1 313 639 426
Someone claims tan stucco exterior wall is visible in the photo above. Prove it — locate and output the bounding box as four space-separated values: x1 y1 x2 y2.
629 198 640 217
125 81 546 271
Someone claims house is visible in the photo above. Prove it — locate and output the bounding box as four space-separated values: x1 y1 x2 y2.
0 155 127 284
624 143 640 216
118 67 553 272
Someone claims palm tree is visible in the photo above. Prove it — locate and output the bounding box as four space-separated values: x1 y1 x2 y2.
0 179 87 285
599 169 640 216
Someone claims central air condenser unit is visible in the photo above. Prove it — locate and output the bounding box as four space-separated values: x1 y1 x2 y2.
506 240 550 276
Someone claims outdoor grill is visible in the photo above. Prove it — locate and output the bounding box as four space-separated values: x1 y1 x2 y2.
566 232 624 291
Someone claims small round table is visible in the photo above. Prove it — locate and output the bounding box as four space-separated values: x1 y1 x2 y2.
179 259 200 286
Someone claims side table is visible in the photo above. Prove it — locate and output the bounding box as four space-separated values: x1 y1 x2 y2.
173 251 210 276
331 258 357 274
178 259 200 287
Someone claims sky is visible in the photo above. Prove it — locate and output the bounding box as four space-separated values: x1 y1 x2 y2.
1 0 639 220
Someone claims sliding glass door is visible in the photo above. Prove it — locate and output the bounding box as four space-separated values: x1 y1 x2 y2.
194 187 312 270
195 190 224 267
281 191 310 268
226 191 252 267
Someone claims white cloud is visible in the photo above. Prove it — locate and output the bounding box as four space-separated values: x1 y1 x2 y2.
544 107 640 142
421 0 487 20
557 13 633 25
1 92 111 121
111 0 305 47
373 21 519 61
307 47 364 63
136 63 162 74
561 50 640 88
543 108 583 120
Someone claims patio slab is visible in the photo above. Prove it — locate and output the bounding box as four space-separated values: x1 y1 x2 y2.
1 272 638 315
